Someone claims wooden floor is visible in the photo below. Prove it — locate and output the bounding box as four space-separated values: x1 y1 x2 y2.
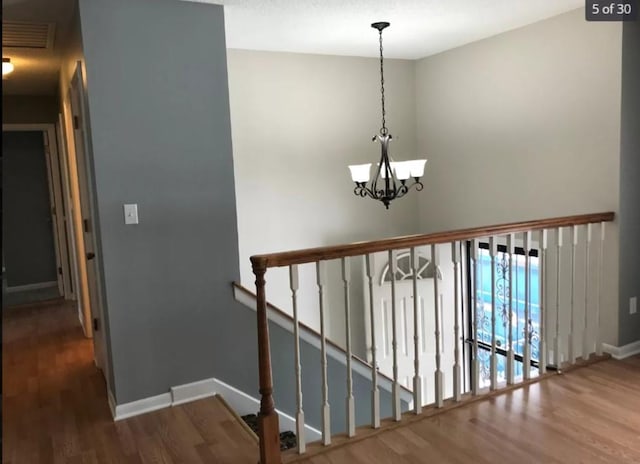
2 300 259 464
290 355 640 464
4 299 640 464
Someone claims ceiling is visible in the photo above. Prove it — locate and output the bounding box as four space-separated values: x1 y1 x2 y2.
1 0 583 96
2 0 76 95
221 0 583 59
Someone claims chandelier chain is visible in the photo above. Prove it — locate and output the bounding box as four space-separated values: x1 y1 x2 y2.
378 29 388 136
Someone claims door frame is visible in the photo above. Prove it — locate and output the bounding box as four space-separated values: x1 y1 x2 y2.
2 123 69 298
56 114 81 303
66 61 110 387
60 98 94 339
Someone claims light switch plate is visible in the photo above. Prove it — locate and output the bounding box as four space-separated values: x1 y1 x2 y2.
124 204 139 225
631 296 637 315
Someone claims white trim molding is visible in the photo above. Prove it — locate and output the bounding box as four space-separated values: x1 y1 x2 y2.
171 377 218 406
109 376 322 442
111 392 172 421
4 281 58 293
602 340 640 360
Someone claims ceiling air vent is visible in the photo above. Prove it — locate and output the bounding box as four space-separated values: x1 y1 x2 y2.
2 21 56 49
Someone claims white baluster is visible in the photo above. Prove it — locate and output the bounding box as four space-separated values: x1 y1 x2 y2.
366 254 380 428
539 230 548 375
342 258 355 438
583 224 592 361
316 261 331 445
595 222 605 356
451 241 462 402
431 244 444 407
471 239 480 395
506 234 515 385
290 265 306 454
523 231 531 380
568 226 578 365
410 248 423 413
389 250 401 421
487 236 497 390
555 227 563 371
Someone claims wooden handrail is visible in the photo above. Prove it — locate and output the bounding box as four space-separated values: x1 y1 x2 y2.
251 212 615 269
233 283 413 396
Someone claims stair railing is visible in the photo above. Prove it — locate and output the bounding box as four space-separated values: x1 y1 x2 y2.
251 212 615 464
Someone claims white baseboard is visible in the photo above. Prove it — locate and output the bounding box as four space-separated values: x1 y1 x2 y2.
602 340 640 360
110 376 322 442
5 281 58 293
112 392 172 421
171 377 217 406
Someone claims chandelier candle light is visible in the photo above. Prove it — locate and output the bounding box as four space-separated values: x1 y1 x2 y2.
348 22 426 209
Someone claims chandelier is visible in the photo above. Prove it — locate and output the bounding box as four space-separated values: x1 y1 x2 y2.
348 22 426 209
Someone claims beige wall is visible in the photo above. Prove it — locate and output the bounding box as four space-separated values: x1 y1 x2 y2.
227 49 419 352
2 95 59 124
414 9 622 344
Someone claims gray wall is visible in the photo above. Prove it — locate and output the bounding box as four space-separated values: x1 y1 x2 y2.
77 0 239 403
2 131 58 287
2 95 59 124
618 20 640 346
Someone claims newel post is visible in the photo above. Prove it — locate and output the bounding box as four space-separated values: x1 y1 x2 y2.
252 257 282 464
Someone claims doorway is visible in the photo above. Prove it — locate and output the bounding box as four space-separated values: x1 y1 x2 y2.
2 125 72 308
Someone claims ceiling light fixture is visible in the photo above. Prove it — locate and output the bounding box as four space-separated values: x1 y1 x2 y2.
2 57 14 76
348 22 426 209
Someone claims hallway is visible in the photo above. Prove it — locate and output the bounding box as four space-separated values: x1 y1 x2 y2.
1 300 259 463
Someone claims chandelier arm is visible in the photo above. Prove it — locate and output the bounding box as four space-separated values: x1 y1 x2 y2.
394 180 424 200
373 181 400 205
357 185 383 201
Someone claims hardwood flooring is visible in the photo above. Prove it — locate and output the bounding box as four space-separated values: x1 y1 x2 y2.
3 299 640 464
2 300 259 464
288 355 640 464
1 287 62 308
